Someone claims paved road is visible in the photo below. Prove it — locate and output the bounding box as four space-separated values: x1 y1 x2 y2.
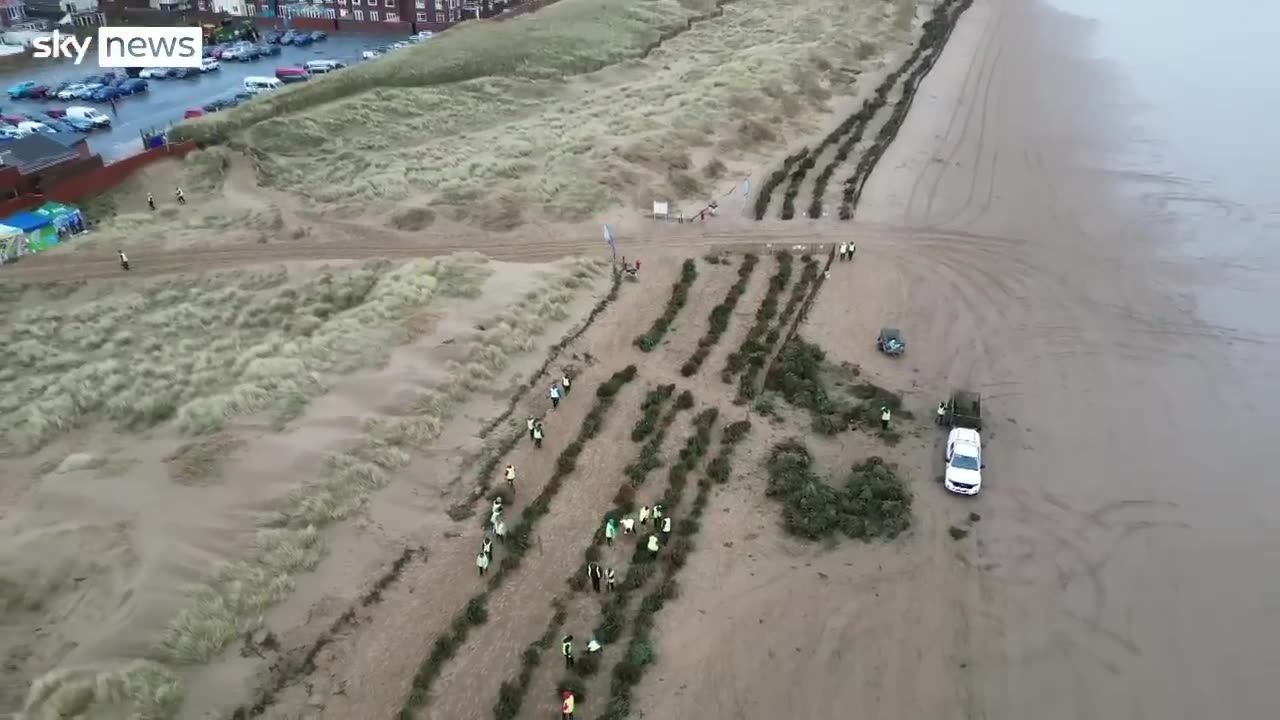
0 33 390 161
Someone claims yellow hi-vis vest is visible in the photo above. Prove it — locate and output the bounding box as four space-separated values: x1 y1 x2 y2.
563 376 571 388
562 640 572 656
881 408 891 421
505 466 515 480
648 535 660 552
563 695 575 713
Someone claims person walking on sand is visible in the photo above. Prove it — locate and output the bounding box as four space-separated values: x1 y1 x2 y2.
482 535 493 561
936 401 947 426
561 690 575 720
549 383 561 410
606 567 616 592
662 515 672 536
604 517 617 545
476 551 489 576
647 533 661 556
621 516 635 535
561 635 575 669
504 464 516 492
174 186 186 205
527 416 536 440
652 503 663 524
495 518 506 544
490 505 502 528
147 193 155 211
561 373 571 396
533 422 545 449
588 561 603 592
880 405 891 431
639 505 651 526
118 250 130 271
838 241 848 261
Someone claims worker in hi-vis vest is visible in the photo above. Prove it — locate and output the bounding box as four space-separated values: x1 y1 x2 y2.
652 503 663 522
561 373 571 395
533 422 545 449
561 635 575 668
504 464 516 491
880 406 891 431
639 505 651 526
937 401 947 425
606 567 616 591
527 417 536 440
647 534 660 555
476 551 489 576
561 690 575 719
662 515 672 535
604 517 617 545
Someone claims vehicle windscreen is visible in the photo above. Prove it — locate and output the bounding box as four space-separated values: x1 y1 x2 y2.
950 452 979 471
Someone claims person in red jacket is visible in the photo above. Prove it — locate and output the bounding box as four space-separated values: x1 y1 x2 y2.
561 690 575 719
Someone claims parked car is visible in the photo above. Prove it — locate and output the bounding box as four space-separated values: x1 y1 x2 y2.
255 43 280 57
41 118 76 133
0 125 28 139
291 33 313 46
278 30 297 45
944 427 983 496
121 78 149 94
219 45 244 61
65 106 110 128
206 44 227 59
309 31 327 41
140 67 168 79
243 76 283 94
233 91 254 102
234 43 261 60
57 83 88 100
168 67 194 79
81 74 106 85
264 30 283 44
17 120 54 135
89 86 120 102
62 115 96 132
1 114 26 125
305 60 345 74
7 82 37 99
274 67 310 84
361 50 382 60
49 80 75 96
183 108 204 119
43 107 67 118
110 80 135 96
200 57 221 72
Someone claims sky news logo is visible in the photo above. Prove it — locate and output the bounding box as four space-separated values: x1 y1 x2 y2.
31 28 203 68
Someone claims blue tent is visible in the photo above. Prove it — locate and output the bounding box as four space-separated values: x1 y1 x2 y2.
0 211 51 233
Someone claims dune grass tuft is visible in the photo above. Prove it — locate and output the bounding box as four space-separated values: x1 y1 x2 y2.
24 660 184 720
0 256 493 455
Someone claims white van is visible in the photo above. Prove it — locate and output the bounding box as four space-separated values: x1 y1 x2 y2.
304 60 345 74
243 76 283 94
65 106 111 128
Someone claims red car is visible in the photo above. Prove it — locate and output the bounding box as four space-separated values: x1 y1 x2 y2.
274 67 309 83
1 114 26 126
183 108 204 119
25 85 50 99
43 108 67 118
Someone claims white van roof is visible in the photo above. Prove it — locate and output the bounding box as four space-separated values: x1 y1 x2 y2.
244 76 281 84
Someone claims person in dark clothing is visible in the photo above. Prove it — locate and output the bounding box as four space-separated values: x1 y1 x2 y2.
588 562 603 592
147 193 155 211
561 635 574 668
175 187 186 205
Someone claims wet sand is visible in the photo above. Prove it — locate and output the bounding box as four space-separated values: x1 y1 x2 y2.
635 0 1279 717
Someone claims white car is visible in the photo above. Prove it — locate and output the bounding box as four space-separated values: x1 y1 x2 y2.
944 428 982 495
360 50 382 60
201 57 221 72
57 83 87 100
140 67 169 79
17 121 54 135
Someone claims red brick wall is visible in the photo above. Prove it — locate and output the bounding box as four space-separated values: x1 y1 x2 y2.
45 142 198 204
